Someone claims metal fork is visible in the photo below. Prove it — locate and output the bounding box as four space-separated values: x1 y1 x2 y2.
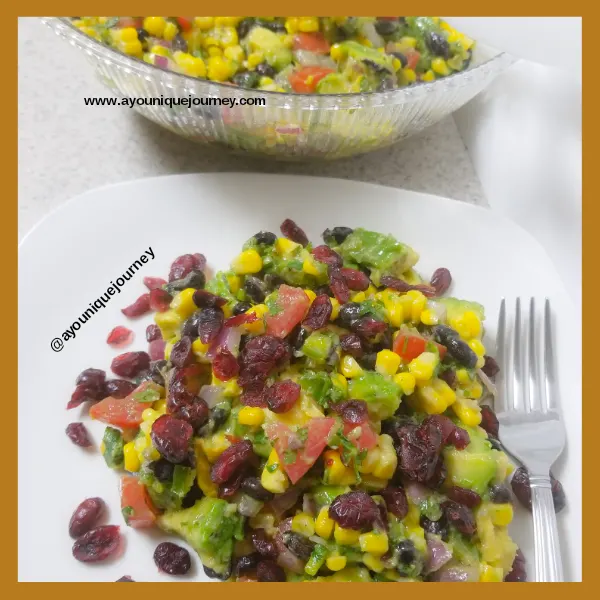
496 298 565 582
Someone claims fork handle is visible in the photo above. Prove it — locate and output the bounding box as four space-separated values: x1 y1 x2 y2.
530 475 564 582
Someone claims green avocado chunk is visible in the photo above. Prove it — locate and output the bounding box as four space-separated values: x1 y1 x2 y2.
347 371 401 420
102 427 124 469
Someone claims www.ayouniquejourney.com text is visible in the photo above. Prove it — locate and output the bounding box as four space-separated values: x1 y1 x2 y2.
84 95 266 108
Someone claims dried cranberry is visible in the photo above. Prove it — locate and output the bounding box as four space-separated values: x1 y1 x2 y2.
76 368 106 390
66 422 92 447
480 405 499 438
234 553 261 575
238 335 290 390
169 253 206 282
153 541 191 575
116 576 134 582
145 324 161 342
251 529 277 559
213 348 240 381
328 267 350 304
170 336 194 368
111 351 150 378
380 275 436 297
482 355 500 379
430 268 452 296
445 486 481 508
102 379 136 399
151 415 193 463
240 389 267 407
211 440 256 484
198 307 224 344
442 500 477 536
72 525 121 563
395 420 444 483
438 368 456 389
67 385 104 409
280 218 308 246
218 467 248 499
266 380 301 413
511 467 566 513
121 293 151 318
225 312 258 328
504 549 527 582
448 426 470 450
192 289 227 308
106 326 134 348
312 245 343 267
489 483 512 504
334 400 368 425
340 333 363 357
241 477 274 502
257 560 286 582
351 316 387 339
340 268 370 291
149 288 172 312
427 457 447 489
143 276 167 290
69 497 105 538
328 491 379 531
381 486 408 519
171 398 209 431
302 294 332 330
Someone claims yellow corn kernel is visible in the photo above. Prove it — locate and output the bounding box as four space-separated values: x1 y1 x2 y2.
452 396 482 427
315 506 335 539
451 310 482 340
220 26 239 48
118 27 138 42
249 513 277 536
326 555 347 571
123 441 140 472
275 236 301 255
143 17 167 37
154 308 184 341
372 434 397 480
331 372 347 392
340 355 363 378
375 349 401 376
431 57 451 76
231 249 263 274
298 17 319 32
192 338 210 361
238 406 265 427
259 76 274 87
466 381 483 400
330 297 340 320
364 284 376 298
330 43 344 61
490 503 514 527
194 441 218 497
324 450 357 485
461 35 475 51
469 338 486 358
392 57 402 71
99 441 105 454
207 46 222 57
291 513 315 537
334 524 361 546
420 308 439 326
394 372 416 396
356 35 372 47
194 17 214 30
261 449 289 494
151 44 170 57
246 51 265 69
163 20 178 42
456 368 471 386
199 432 231 463
480 563 503 582
400 36 417 48
223 377 242 397
153 399 167 414
350 291 366 303
363 553 385 573
402 67 417 83
207 56 234 82
405 290 426 323
173 51 207 77
121 39 143 56
359 532 389 556
422 70 436 82
170 288 197 319
244 303 268 334
408 351 438 382
224 44 245 63
142 408 160 423
304 289 317 304
285 17 299 33
357 446 380 474
413 384 445 415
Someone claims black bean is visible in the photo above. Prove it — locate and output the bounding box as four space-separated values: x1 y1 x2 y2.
244 276 267 303
204 564 231 580
391 51 408 68
172 34 188 52
241 477 274 502
254 231 277 245
420 515 449 541
377 77 397 92
282 532 314 560
288 325 309 352
236 18 255 40
322 226 354 245
375 19 398 36
234 553 261 575
149 360 167 386
233 301 253 316
165 270 206 295
255 62 276 78
426 31 450 59
233 71 259 89
136 28 149 42
489 483 512 504
181 310 202 339
149 459 174 483
358 352 377 371
336 302 362 329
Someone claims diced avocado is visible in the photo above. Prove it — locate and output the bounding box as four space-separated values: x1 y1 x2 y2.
299 370 346 409
139 463 196 511
338 41 394 71
158 498 244 577
448 530 480 566
249 427 272 458
437 297 485 323
305 544 329 576
265 47 292 71
316 73 349 94
313 485 350 507
301 332 334 362
336 228 419 285
444 448 497 495
205 270 239 305
347 372 401 420
102 427 124 469
261 247 325 287
248 26 284 52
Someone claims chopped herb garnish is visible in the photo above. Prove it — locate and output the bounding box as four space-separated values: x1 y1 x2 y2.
284 450 298 464
296 427 309 443
121 506 134 524
266 463 279 473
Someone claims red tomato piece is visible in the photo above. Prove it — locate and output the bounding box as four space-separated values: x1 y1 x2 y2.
343 422 378 451
406 49 420 71
89 383 152 428
176 17 193 31
265 285 310 338
265 418 335 484
293 32 331 54
289 67 334 93
120 475 157 528
393 334 447 361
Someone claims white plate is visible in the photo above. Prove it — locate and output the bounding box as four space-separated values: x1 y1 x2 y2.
18 174 581 582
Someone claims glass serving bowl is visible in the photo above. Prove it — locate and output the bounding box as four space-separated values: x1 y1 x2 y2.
44 17 515 160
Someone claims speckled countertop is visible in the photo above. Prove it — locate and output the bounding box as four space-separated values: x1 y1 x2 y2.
18 17 485 240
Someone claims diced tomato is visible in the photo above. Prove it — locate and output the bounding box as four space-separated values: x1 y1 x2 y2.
293 32 331 54
393 333 447 361
265 285 310 338
265 418 336 484
176 17 193 31
118 17 143 29
405 49 421 71
89 394 146 428
343 422 378 451
289 67 335 93
120 475 157 529
225 434 242 444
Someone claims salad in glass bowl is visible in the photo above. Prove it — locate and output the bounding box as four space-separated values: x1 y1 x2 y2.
66 220 528 582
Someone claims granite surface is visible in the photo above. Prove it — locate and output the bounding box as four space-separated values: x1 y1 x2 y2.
18 17 485 240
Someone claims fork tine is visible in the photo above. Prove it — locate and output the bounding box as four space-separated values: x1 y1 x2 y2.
528 297 538 412
544 298 556 412
511 298 522 412
495 298 508 413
